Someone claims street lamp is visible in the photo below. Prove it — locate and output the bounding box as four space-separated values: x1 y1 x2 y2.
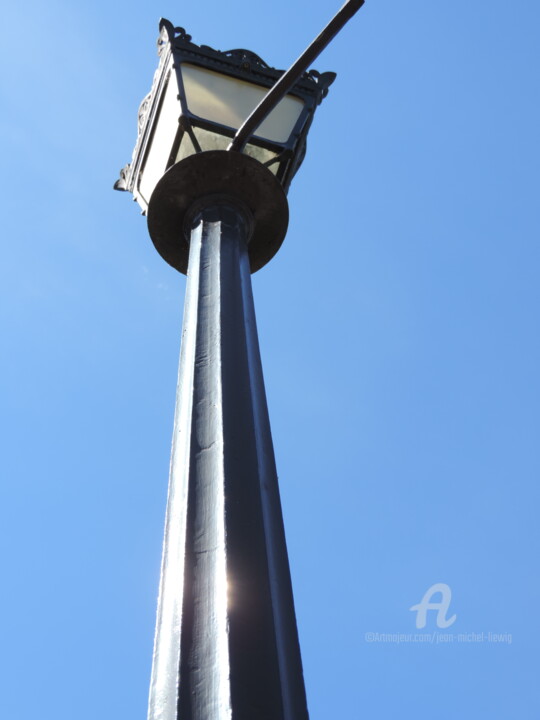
115 19 335 274
115 3 364 720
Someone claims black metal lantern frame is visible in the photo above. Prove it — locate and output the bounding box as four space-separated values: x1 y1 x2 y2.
115 19 335 210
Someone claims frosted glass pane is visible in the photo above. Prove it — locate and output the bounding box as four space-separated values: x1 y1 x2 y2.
175 130 199 164
175 126 279 175
139 72 181 206
181 63 304 144
244 143 279 174
192 127 230 154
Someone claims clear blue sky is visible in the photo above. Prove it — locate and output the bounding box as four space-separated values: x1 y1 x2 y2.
1 1 539 718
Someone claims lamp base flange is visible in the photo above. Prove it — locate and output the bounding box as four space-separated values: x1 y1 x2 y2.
147 151 289 274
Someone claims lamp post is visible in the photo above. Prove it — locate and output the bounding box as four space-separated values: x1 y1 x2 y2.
115 4 364 719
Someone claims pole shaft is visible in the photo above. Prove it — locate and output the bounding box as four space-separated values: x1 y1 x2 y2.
147 203 308 720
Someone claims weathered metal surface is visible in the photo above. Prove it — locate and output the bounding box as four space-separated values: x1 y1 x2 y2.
148 203 308 720
147 151 289 275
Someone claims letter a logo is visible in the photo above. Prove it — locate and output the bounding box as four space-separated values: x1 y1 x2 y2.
410 583 457 629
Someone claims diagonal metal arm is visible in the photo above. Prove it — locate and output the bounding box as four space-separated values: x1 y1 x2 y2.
228 0 365 153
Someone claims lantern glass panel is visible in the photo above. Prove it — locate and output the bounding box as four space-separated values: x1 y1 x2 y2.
181 63 304 143
139 73 180 206
175 125 279 174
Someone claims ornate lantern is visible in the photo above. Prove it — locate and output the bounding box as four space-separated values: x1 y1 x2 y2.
115 19 335 211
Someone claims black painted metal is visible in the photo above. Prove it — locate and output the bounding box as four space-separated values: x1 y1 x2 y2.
229 0 365 152
147 202 308 720
147 151 289 275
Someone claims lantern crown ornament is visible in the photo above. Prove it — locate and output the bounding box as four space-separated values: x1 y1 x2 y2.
114 19 335 209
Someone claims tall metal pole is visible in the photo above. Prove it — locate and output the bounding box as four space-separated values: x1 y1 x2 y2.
147 201 308 720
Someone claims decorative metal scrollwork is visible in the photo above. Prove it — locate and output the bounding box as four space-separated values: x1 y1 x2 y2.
222 49 270 72
137 93 151 134
307 70 337 101
114 164 130 191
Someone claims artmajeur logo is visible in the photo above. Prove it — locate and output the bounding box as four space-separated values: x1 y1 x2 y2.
364 582 511 645
409 583 457 629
